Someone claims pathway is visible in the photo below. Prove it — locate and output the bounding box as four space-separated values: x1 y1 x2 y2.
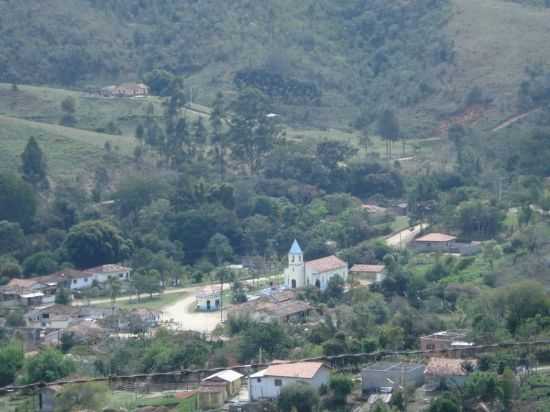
385 223 429 249
491 108 540 132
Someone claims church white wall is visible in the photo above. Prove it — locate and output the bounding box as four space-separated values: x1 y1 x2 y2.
306 267 348 291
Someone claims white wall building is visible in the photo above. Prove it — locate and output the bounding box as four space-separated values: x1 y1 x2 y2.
249 362 331 401
283 240 348 291
83 264 131 284
196 286 221 311
61 264 131 290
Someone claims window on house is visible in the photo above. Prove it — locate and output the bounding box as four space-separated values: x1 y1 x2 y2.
119 274 124 278
274 379 282 387
427 343 435 350
72 279 77 284
257 378 262 383
84 278 89 282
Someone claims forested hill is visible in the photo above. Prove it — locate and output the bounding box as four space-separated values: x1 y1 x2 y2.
2 0 550 130
0 0 451 126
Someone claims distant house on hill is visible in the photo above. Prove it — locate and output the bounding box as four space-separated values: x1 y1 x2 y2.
420 330 474 357
100 83 149 97
284 240 348 291
412 233 457 253
412 233 481 255
350 264 386 284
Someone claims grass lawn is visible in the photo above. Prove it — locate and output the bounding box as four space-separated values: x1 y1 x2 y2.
0 83 207 136
0 114 134 182
98 291 189 311
407 253 491 285
448 0 550 124
0 394 35 412
390 216 410 233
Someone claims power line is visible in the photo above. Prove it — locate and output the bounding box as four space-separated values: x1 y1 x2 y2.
2 338 550 395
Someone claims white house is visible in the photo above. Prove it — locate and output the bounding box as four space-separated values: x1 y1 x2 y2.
284 240 348 291
83 264 131 284
350 264 386 284
56 264 131 290
196 286 221 311
249 362 330 401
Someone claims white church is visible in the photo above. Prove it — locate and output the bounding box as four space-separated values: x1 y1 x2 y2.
284 240 348 291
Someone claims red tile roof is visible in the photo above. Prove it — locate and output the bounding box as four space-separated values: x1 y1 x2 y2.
262 362 326 379
416 233 456 243
425 357 478 377
305 255 346 273
350 264 385 273
83 264 130 274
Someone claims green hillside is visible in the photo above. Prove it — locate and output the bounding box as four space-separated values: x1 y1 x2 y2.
0 114 134 182
0 0 453 130
446 0 550 120
0 83 206 136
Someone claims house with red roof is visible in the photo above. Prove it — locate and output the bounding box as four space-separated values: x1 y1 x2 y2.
412 233 457 253
284 240 348 291
249 361 331 400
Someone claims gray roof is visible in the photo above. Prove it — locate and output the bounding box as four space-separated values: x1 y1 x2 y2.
289 240 302 255
363 362 424 373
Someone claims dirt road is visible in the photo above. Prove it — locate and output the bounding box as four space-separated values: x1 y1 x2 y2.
162 289 225 333
163 277 276 333
385 223 428 249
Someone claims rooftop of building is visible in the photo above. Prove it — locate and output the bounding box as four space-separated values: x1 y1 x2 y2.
416 233 456 243
251 362 326 379
203 369 244 383
363 361 424 373
305 255 347 273
350 264 385 273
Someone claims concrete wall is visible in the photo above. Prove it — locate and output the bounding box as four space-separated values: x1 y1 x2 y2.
249 368 330 401
413 241 454 253
197 295 221 311
306 267 348 291
362 365 424 392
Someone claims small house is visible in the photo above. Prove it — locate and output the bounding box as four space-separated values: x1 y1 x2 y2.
420 330 474 356
350 264 386 284
413 233 456 253
196 286 221 311
424 357 478 389
83 264 131 284
0 277 57 307
202 370 244 398
100 83 149 97
249 361 330 401
199 383 227 410
26 304 81 328
361 362 425 393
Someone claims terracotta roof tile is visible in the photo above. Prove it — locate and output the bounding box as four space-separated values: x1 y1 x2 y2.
262 362 325 379
425 357 478 377
350 264 385 273
416 233 456 243
305 255 346 273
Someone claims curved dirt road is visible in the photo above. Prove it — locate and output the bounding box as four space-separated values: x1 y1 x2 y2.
162 286 226 334
386 223 428 249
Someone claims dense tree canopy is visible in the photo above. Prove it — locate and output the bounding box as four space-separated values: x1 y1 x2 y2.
64 220 133 268
0 173 37 228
